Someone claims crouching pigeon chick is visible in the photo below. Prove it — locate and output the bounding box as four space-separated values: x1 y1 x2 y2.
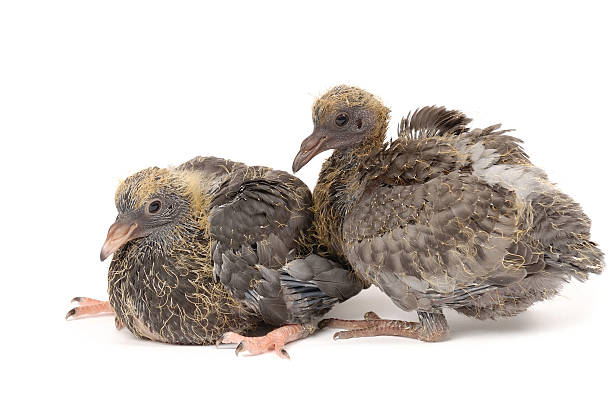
292 85 604 342
67 156 362 357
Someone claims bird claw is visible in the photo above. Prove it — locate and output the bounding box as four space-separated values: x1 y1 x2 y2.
235 341 245 357
278 348 290 360
65 308 77 320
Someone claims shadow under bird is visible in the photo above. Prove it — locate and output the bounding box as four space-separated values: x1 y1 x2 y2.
293 85 604 342
66 156 361 357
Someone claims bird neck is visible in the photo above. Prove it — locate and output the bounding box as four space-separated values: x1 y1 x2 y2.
312 125 387 259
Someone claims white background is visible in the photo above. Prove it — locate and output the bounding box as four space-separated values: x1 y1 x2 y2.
1 1 610 409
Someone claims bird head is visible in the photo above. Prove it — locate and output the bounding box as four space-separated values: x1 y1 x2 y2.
292 85 390 172
100 167 204 261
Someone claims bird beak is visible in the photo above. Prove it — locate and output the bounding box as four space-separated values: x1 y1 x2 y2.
292 130 328 173
100 220 140 261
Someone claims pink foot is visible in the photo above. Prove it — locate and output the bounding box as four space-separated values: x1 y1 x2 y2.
65 297 115 320
216 323 316 359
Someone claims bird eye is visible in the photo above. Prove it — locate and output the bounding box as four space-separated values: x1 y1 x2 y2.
335 113 349 127
148 200 161 214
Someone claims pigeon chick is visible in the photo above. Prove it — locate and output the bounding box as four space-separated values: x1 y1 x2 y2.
67 156 361 357
292 85 604 342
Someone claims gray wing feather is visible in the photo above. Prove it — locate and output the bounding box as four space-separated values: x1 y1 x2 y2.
397 106 471 140
344 171 526 311
208 166 361 325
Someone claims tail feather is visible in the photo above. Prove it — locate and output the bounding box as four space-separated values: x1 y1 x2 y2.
545 240 605 281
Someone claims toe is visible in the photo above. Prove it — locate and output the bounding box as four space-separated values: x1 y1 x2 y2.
333 329 368 340
219 332 244 345
71 296 102 305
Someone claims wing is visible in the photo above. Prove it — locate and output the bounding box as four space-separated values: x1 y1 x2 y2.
177 156 251 196
208 166 361 325
179 155 311 269
343 171 537 311
209 167 311 268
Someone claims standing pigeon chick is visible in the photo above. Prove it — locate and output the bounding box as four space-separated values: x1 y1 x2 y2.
67 156 361 357
292 85 604 342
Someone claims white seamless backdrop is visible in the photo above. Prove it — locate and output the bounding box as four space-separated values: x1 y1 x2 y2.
1 1 609 409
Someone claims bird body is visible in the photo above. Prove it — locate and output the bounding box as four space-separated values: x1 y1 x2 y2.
75 156 362 350
294 86 603 339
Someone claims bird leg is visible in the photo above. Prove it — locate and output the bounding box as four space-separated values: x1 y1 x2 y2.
216 323 317 359
66 297 115 320
66 297 124 329
319 311 448 342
